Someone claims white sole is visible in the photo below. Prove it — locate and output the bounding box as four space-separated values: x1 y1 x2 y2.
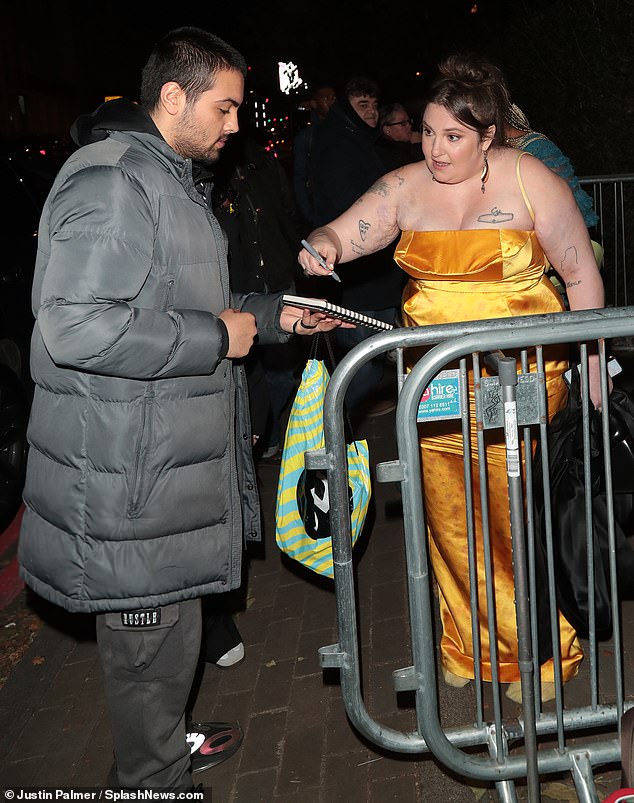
216 642 245 667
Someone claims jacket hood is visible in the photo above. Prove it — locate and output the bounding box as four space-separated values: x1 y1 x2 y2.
70 98 164 147
331 99 380 143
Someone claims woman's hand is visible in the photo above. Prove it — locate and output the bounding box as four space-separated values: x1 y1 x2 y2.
280 305 355 335
297 229 341 278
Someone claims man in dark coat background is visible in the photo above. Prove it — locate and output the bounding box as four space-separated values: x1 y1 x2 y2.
308 77 404 414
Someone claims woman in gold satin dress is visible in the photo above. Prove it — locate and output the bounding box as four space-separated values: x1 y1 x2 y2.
298 55 606 701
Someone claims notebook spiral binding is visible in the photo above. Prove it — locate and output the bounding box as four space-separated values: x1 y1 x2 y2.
282 294 394 332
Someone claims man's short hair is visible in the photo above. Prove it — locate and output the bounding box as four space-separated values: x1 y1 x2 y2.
343 77 380 101
140 27 247 111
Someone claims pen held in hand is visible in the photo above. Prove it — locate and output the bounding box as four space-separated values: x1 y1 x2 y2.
300 239 342 283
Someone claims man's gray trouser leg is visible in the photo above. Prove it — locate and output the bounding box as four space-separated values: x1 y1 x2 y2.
96 598 202 789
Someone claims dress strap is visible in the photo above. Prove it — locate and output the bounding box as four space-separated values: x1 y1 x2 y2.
515 151 535 223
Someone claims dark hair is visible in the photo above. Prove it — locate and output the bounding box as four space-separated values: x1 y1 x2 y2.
311 84 336 99
428 54 509 146
343 76 380 101
379 102 407 129
140 27 247 111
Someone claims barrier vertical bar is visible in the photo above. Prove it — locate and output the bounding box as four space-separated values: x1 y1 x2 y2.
536 346 566 748
579 344 600 710
459 356 486 724
474 353 505 752
498 356 540 802
599 339 625 722
519 349 542 718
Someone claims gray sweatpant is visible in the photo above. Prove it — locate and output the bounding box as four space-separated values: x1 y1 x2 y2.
96 598 202 789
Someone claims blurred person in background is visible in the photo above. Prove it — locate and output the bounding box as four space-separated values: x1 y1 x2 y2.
377 101 424 170
307 77 405 417
292 84 336 229
504 101 602 303
214 130 303 461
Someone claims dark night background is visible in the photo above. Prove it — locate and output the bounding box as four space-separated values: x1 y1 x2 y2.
1 0 633 173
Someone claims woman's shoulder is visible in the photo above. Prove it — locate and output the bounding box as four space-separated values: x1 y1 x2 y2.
386 160 426 183
391 160 428 195
493 146 564 189
361 161 425 203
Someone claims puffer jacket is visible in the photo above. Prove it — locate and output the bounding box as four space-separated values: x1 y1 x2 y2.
18 100 290 613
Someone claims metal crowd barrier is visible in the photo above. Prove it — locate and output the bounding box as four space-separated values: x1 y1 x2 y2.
581 174 634 307
308 306 634 803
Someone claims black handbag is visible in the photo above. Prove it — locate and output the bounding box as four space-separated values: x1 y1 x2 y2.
532 370 634 641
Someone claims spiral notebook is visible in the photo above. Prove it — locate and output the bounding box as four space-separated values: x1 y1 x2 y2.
282 294 394 331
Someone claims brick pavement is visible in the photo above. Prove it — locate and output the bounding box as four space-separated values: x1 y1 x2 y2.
0 506 25 609
0 396 631 801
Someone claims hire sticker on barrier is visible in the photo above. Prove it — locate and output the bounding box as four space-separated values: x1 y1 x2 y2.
417 369 461 422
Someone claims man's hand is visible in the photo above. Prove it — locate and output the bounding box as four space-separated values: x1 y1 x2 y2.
280 305 355 335
219 308 257 358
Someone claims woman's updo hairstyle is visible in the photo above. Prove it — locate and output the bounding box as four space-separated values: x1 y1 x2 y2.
429 54 510 147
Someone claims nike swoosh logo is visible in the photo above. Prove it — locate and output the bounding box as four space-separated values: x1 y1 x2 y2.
310 482 330 514
186 733 205 754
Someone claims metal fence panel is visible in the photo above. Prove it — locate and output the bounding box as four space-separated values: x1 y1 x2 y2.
315 306 634 802
581 174 634 307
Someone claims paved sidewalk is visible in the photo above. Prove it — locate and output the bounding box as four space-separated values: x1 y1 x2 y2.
0 393 631 801
0 405 431 801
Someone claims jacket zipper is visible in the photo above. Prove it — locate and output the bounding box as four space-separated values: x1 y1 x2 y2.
162 278 175 311
127 389 155 518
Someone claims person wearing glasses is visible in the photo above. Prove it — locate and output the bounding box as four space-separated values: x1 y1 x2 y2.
377 102 424 170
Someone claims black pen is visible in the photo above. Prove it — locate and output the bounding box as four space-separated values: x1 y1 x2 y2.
301 239 342 283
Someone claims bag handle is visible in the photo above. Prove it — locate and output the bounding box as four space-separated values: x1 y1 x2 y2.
309 332 359 447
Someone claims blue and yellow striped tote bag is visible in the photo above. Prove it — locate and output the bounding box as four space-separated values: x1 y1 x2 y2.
275 359 371 577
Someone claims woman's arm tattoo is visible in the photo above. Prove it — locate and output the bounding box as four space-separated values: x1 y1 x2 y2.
364 179 390 198
560 245 578 273
565 279 583 289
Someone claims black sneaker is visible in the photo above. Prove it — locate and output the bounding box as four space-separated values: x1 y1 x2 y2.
186 721 243 774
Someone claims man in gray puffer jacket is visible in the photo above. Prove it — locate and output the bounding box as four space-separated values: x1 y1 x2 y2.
18 27 343 790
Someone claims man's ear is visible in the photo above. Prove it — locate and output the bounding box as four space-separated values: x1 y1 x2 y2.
159 81 186 117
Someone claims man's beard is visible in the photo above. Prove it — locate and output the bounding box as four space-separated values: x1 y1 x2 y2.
172 135 222 164
171 112 224 163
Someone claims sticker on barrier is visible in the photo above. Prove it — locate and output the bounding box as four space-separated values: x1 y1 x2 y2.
603 790 634 803
417 369 461 422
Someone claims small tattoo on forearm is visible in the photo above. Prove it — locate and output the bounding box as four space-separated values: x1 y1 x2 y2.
350 239 366 255
358 220 371 240
560 246 579 272
477 206 514 224
565 280 582 289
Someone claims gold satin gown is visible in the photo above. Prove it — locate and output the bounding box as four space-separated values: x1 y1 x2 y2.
394 162 583 684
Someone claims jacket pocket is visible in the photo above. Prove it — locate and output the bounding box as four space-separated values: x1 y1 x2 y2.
127 391 155 519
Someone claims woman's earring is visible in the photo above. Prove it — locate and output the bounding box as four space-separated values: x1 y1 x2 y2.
480 150 489 193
